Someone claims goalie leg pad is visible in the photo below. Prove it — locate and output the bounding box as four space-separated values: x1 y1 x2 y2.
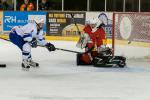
112 56 126 68
93 56 126 68
93 56 113 67
76 53 92 65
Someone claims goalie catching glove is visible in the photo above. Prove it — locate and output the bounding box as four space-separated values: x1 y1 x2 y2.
45 42 56 52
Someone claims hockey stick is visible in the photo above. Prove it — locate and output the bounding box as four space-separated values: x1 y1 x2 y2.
0 64 6 68
0 37 82 54
0 36 94 54
56 48 81 53
70 13 81 35
0 37 10 42
70 13 85 48
56 46 94 54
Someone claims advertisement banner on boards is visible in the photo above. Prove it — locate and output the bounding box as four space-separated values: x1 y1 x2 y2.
86 12 113 38
47 12 85 36
0 11 3 34
3 11 47 32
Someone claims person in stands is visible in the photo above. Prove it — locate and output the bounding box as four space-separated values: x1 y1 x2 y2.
20 0 34 11
39 0 51 10
0 0 13 10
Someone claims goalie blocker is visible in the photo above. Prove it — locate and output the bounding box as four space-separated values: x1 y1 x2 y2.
77 47 126 68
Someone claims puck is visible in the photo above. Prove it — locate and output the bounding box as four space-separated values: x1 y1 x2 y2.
0 64 6 68
128 41 131 44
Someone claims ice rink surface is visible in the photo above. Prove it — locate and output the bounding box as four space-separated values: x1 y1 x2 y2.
0 39 150 100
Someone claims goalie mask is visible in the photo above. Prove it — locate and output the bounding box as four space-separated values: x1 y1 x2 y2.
90 18 103 32
76 33 91 49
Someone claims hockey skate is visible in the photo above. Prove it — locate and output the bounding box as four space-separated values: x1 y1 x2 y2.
29 59 39 68
22 59 30 71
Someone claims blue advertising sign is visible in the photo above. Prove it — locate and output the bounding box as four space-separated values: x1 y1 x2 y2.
3 11 47 32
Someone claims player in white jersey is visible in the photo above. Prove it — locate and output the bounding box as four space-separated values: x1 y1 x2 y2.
9 17 56 70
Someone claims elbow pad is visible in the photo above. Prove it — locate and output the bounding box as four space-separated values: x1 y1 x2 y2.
23 34 32 42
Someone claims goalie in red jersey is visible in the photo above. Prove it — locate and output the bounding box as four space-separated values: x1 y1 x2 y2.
76 18 126 67
76 18 107 65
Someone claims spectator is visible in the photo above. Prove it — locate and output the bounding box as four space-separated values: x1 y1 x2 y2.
39 0 51 10
0 0 13 10
20 0 34 11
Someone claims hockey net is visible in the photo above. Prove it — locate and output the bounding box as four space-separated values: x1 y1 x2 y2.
112 12 150 59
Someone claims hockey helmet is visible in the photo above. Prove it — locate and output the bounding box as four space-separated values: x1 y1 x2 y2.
89 18 103 28
35 17 45 24
34 17 45 29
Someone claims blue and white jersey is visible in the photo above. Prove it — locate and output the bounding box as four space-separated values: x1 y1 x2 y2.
12 22 47 46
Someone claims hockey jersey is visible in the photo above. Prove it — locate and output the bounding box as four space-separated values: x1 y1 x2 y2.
11 22 47 46
83 25 106 47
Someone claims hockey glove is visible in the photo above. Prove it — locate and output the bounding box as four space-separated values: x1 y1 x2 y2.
45 42 56 52
29 38 37 48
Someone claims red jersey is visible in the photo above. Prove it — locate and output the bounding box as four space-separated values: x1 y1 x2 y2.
92 27 106 47
83 25 106 48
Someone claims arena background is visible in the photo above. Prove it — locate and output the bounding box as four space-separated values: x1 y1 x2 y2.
0 0 150 58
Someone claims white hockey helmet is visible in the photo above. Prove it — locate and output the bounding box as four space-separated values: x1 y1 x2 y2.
35 17 45 24
34 17 45 29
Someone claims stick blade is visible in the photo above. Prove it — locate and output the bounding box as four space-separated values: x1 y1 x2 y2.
0 64 6 68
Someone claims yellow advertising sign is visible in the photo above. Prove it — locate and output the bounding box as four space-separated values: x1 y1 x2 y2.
62 24 84 36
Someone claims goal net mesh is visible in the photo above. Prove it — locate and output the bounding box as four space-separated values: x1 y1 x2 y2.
112 12 150 59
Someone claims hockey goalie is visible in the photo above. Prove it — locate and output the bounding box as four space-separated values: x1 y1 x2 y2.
76 18 126 68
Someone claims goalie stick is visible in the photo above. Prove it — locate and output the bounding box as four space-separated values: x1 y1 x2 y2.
70 13 86 49
56 46 94 54
70 13 81 35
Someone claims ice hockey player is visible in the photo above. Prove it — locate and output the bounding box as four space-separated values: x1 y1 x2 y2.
9 17 56 70
76 18 126 67
76 18 106 65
